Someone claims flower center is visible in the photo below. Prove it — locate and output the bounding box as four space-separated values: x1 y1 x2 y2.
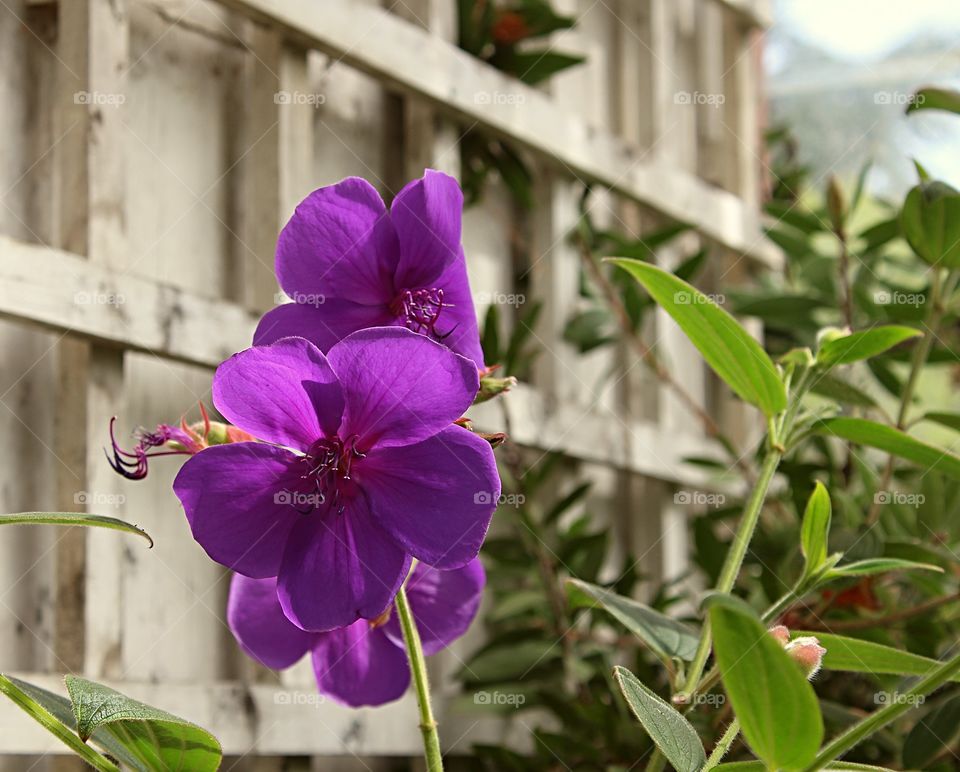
290 435 364 515
390 288 453 341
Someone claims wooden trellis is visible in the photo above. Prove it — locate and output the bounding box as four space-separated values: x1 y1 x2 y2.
0 0 773 766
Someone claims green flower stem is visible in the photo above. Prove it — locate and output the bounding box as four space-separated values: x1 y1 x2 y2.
867 268 948 525
395 578 444 772
0 676 119 772
703 718 740 770
676 446 783 702
802 647 960 771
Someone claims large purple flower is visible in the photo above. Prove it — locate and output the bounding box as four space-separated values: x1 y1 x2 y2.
173 328 499 632
253 170 485 369
227 559 485 707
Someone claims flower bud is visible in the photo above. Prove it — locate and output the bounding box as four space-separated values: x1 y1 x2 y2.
475 368 517 404
768 625 826 679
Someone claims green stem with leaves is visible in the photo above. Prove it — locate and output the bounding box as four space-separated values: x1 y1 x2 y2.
395 577 444 772
867 268 948 524
802 647 960 771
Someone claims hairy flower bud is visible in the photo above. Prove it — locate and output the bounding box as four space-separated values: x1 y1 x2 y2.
768 625 826 679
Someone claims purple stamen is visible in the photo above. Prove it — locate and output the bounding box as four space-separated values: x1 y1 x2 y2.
390 288 457 342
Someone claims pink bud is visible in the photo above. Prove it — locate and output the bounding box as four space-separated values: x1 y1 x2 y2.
785 636 827 679
768 626 826 679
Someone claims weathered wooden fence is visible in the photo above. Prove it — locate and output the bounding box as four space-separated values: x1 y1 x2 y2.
0 0 773 767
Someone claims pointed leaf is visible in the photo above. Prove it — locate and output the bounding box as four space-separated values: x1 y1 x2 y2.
0 512 153 546
608 259 786 417
709 595 823 770
816 326 920 367
823 557 942 580
815 417 960 480
906 86 960 116
800 632 960 681
809 374 877 408
65 676 221 771
567 579 699 660
800 482 831 580
0 676 118 772
613 666 706 772
903 695 960 768
921 411 960 433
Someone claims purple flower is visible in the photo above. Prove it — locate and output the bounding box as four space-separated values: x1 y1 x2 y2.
227 559 485 707
173 328 499 632
254 170 485 369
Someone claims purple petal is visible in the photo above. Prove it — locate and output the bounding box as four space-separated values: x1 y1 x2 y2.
277 178 398 305
432 248 485 368
327 327 479 449
384 559 486 655
254 299 395 352
391 170 463 290
360 425 499 568
227 574 313 669
213 337 343 448
311 622 410 707
277 495 411 631
173 443 302 578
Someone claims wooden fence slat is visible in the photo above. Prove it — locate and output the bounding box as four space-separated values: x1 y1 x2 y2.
211 0 779 267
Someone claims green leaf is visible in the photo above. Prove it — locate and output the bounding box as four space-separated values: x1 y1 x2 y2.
816 326 921 366
3 676 144 770
800 632 960 681
65 675 222 771
709 595 823 770
823 557 942 580
712 763 893 771
0 676 118 772
510 50 586 85
906 86 960 116
567 579 700 660
815 417 960 480
809 374 877 408
900 180 960 268
903 695 960 768
0 512 153 547
544 482 592 525
481 304 501 364
608 259 787 418
800 482 831 580
920 411 960 433
612 666 705 772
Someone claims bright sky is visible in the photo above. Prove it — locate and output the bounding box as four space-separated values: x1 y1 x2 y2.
776 0 960 60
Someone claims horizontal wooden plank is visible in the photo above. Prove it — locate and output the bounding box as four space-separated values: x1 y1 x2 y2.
0 235 257 368
213 0 779 267
0 237 730 485
0 672 527 757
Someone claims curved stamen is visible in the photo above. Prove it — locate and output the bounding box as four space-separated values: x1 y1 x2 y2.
291 435 365 516
390 288 458 342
